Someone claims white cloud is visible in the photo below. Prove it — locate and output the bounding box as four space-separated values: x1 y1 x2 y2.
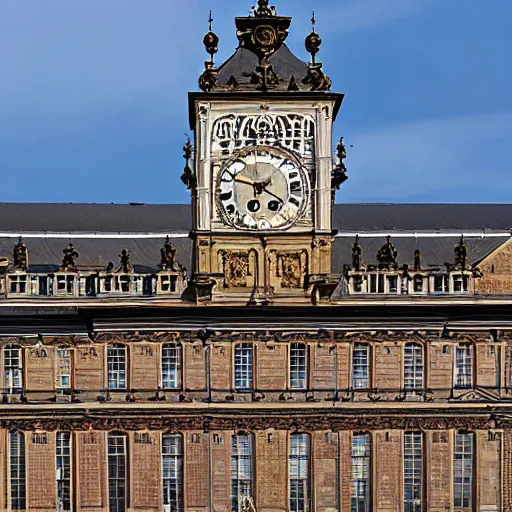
342 112 512 202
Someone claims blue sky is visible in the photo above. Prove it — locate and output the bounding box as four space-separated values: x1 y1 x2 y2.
0 0 511 204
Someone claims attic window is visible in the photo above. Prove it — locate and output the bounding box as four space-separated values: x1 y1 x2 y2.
55 275 75 295
9 275 28 294
453 275 469 294
413 275 423 293
352 276 363 293
434 275 448 293
160 275 177 293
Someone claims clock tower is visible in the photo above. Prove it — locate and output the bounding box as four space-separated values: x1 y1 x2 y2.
184 0 345 304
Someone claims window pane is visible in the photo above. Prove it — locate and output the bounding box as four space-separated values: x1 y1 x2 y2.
455 346 472 389
404 344 424 390
108 433 127 512
231 434 253 511
108 345 127 390
10 432 26 510
162 344 181 389
56 432 71 512
162 434 183 512
290 343 307 389
454 432 474 509
351 434 370 512
353 344 369 389
234 344 253 390
404 432 422 512
289 434 310 512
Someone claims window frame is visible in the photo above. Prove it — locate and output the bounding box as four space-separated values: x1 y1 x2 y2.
107 344 128 391
108 431 128 512
289 432 311 512
4 343 23 393
404 343 424 391
56 432 72 512
234 343 254 392
352 344 370 390
404 432 423 512
56 347 73 392
453 431 475 510
289 342 308 390
161 343 182 390
351 432 371 512
230 432 254 512
454 345 473 389
9 431 26 511
162 433 184 512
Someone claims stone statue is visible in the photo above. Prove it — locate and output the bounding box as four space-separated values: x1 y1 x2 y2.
413 250 422 272
61 243 79 272
159 236 178 271
13 237 28 270
454 236 468 269
377 235 398 267
119 249 133 274
352 235 363 271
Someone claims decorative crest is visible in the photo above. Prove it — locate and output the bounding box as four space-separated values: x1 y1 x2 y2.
199 11 219 92
377 235 398 268
181 137 196 190
60 243 79 272
118 249 133 274
352 235 363 271
159 236 178 272
252 0 276 17
13 237 28 271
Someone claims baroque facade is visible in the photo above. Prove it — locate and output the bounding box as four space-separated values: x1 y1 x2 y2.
0 1 511 511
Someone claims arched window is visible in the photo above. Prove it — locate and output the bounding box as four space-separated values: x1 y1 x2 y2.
162 344 181 389
108 431 128 512
4 343 23 393
107 344 127 390
290 343 307 390
231 432 254 511
162 434 184 512
289 433 311 512
234 344 253 391
10 431 26 510
404 343 424 390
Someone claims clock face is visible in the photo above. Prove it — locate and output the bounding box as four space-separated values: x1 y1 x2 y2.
217 147 310 231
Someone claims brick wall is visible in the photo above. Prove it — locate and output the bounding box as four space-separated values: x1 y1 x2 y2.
27 431 56 511
130 343 159 391
426 430 452 512
475 240 512 294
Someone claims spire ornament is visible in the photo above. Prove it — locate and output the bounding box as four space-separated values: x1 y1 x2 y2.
60 243 79 272
159 236 178 272
303 12 332 91
181 136 196 190
377 236 399 269
199 11 219 92
13 237 28 271
252 0 276 18
332 136 348 192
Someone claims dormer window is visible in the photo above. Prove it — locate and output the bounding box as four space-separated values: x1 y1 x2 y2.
352 275 363 293
388 275 398 294
8 275 28 295
159 275 178 294
413 275 424 293
453 274 470 294
117 275 131 293
55 274 76 295
434 275 448 293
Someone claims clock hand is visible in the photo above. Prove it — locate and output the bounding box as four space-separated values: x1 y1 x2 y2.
234 175 255 186
261 186 284 204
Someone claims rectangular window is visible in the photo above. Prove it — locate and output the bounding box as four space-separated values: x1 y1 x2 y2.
454 432 474 509
162 434 183 512
404 432 422 512
4 345 23 393
8 275 28 295
289 433 310 512
56 275 75 295
351 433 371 512
162 344 181 389
353 344 369 389
108 432 127 512
56 432 71 512
455 346 472 389
234 344 253 391
116 275 131 293
160 275 178 293
108 345 127 390
404 344 424 390
290 343 307 389
10 431 26 511
434 275 448 293
352 276 363 293
387 275 398 294
413 276 424 293
231 434 253 511
453 275 469 294
56 348 72 391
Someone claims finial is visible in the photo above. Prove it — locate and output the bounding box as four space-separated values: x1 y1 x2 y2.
181 136 196 190
203 12 219 64
311 11 316 33
208 10 213 32
199 11 219 92
305 14 322 65
253 0 276 17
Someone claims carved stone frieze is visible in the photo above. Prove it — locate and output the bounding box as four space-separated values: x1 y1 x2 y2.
0 411 506 432
274 251 307 288
221 251 251 288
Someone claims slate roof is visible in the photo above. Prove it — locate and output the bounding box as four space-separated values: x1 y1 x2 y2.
0 203 509 272
215 45 311 92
